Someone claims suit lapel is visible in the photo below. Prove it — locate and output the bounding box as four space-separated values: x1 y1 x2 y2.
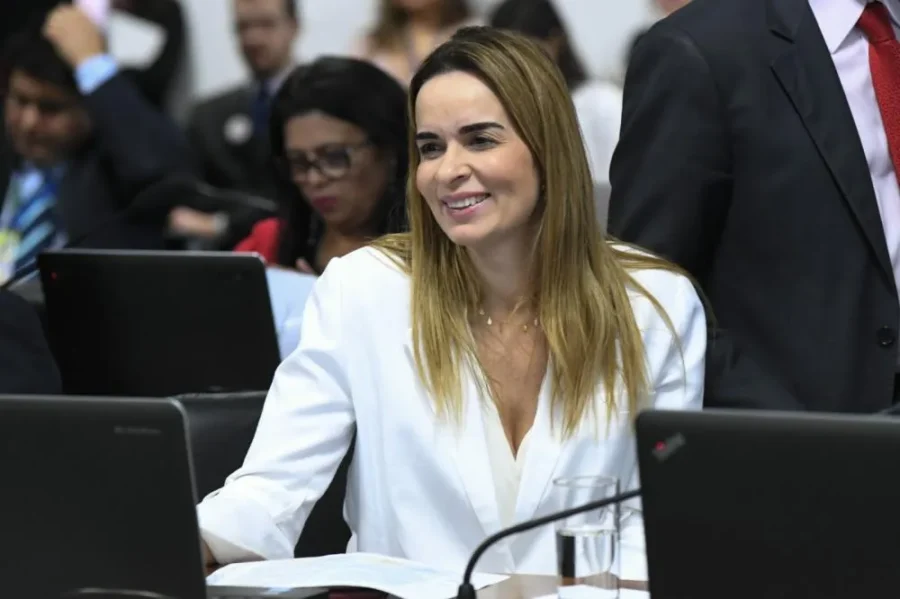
403 330 503 538
513 372 562 523
768 0 894 283
453 361 505 537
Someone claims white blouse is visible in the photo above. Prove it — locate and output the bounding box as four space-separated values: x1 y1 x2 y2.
481 400 532 528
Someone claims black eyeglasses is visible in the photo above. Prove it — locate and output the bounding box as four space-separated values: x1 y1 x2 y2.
280 142 372 182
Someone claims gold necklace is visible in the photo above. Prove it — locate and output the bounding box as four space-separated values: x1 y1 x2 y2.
477 308 540 332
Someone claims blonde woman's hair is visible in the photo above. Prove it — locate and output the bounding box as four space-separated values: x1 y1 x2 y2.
369 0 471 51
372 26 685 437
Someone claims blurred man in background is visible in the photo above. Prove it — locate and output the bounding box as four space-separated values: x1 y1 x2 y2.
171 0 298 246
0 4 192 284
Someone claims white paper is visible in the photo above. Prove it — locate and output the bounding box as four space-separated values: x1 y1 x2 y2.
108 12 165 67
265 268 317 359
206 553 508 599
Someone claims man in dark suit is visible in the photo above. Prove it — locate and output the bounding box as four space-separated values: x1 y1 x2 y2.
0 4 193 283
188 0 297 198
169 0 297 246
609 0 900 413
0 289 61 394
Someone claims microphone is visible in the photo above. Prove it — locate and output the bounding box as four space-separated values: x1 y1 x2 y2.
1 174 197 291
455 488 641 599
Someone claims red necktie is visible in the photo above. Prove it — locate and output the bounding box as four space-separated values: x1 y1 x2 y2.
859 2 900 184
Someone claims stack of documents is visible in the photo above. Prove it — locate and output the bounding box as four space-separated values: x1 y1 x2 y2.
207 553 508 599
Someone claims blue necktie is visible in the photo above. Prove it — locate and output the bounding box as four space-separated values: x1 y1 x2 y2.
252 84 272 136
13 171 59 276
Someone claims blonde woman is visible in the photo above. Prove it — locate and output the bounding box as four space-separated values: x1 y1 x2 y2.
353 0 476 85
197 27 705 581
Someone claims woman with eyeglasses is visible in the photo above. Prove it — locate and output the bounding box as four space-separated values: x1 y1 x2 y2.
233 57 408 274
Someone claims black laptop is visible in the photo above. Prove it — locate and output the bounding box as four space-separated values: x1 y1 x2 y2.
38 250 281 396
636 409 900 598
0 395 325 599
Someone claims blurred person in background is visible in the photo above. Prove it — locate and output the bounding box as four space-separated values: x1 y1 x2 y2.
354 0 477 85
0 4 192 285
490 0 622 189
235 57 408 274
1 1 187 112
170 0 298 245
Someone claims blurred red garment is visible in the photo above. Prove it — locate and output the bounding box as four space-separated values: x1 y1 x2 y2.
233 217 283 264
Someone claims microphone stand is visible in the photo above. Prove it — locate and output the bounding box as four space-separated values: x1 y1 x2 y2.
455 488 641 599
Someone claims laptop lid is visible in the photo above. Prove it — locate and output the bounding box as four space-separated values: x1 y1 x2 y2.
0 395 207 599
636 409 900 598
38 250 281 396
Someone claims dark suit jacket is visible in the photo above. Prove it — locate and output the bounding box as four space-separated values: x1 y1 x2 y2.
187 86 279 199
186 85 281 244
0 289 60 394
608 0 898 413
0 72 194 249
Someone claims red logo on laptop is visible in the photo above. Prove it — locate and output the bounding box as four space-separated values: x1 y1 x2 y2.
652 433 686 462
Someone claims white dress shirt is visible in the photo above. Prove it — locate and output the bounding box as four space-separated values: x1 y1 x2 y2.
809 0 900 312
197 246 706 579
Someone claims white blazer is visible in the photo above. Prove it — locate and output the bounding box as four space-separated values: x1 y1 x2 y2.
197 246 706 580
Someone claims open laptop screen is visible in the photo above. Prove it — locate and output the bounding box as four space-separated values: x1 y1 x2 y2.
0 396 207 599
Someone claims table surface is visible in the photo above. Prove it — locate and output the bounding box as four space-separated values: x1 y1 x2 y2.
479 575 648 598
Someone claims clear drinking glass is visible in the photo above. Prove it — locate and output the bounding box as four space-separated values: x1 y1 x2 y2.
553 476 620 599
